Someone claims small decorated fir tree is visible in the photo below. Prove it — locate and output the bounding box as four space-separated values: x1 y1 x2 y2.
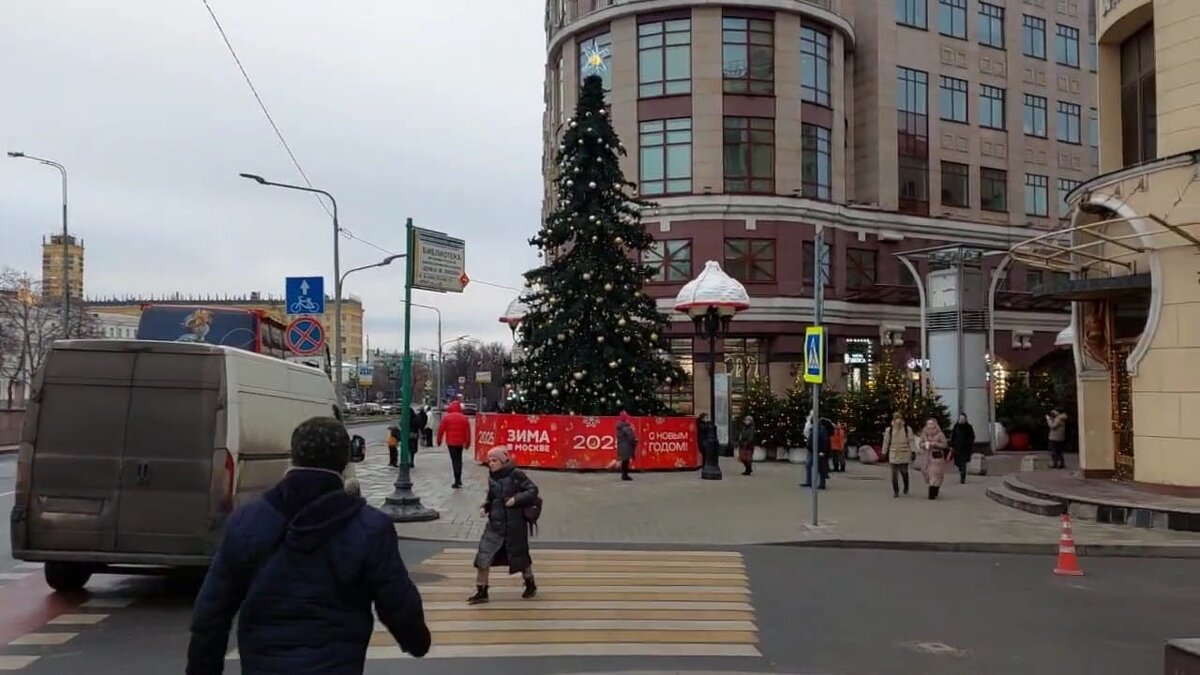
506 74 685 416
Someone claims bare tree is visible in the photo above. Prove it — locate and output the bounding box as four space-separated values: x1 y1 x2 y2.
0 268 100 408
440 341 511 406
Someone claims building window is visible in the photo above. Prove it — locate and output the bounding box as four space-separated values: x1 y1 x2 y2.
938 0 967 39
939 76 968 123
724 239 776 282
802 240 833 288
1055 24 1080 68
578 32 613 92
899 156 930 216
846 248 877 290
1026 269 1043 291
1058 178 1082 218
639 118 692 196
1022 15 1046 60
941 161 969 207
801 123 832 200
1087 0 1098 72
981 167 1008 212
556 54 565 124
1121 23 1157 166
638 19 691 98
1088 106 1099 165
723 117 774 193
896 0 927 29
980 84 1006 129
1057 101 1081 144
725 338 767 418
659 338 694 415
642 239 693 282
978 3 1005 49
897 67 929 216
800 26 832 106
1023 94 1048 137
722 17 774 95
1024 173 1049 217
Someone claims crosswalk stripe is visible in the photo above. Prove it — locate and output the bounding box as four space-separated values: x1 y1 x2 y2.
423 606 755 617
0 655 40 670
421 557 744 569
369 629 757 646
424 600 752 610
0 573 30 581
425 619 757 631
7 632 76 646
80 598 135 609
438 547 740 558
233 643 762 660
47 613 108 626
418 584 749 596
424 570 746 582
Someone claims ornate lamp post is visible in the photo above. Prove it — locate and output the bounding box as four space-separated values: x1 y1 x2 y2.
674 261 750 481
498 296 528 408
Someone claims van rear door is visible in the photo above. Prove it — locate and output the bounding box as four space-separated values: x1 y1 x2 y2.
115 349 223 555
24 346 134 553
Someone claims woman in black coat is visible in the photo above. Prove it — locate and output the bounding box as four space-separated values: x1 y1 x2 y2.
950 413 976 484
469 447 540 605
616 411 637 481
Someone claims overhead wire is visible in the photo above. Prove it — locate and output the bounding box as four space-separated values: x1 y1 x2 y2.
200 0 521 295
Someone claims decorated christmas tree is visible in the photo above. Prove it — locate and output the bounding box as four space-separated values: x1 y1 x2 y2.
506 74 685 416
738 378 783 448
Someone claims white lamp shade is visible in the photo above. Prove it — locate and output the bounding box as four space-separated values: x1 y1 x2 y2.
673 260 751 316
1054 324 1074 347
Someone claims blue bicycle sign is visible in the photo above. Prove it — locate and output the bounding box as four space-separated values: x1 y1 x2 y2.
285 276 325 316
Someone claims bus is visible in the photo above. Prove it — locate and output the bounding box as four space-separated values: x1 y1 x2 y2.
135 304 288 358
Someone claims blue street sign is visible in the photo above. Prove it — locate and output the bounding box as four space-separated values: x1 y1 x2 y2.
804 326 825 384
285 276 325 316
285 317 326 356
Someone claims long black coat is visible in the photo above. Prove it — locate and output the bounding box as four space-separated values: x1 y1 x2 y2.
473 466 539 574
616 420 637 461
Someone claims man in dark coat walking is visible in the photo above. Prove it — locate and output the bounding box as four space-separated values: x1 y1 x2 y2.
186 417 431 674
615 410 637 481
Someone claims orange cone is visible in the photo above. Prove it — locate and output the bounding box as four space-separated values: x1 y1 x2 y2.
1053 513 1084 576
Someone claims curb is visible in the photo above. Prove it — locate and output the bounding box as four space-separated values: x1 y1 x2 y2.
392 532 1200 558
764 538 1200 559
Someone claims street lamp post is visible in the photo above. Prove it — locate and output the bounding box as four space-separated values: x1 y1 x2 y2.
8 152 69 335
239 173 345 409
674 261 751 481
410 303 443 408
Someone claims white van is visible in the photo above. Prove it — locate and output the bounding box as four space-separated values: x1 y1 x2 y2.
9 339 365 591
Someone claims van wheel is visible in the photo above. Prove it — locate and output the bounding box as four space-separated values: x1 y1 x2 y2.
44 562 92 593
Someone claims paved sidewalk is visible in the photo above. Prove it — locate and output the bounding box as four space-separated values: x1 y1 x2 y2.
354 429 1200 552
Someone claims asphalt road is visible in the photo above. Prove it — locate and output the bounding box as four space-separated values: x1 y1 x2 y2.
3 451 1198 674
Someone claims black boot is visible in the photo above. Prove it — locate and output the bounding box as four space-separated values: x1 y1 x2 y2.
467 585 489 605
522 577 537 599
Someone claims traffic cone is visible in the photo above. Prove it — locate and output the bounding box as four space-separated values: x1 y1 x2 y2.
1053 513 1084 576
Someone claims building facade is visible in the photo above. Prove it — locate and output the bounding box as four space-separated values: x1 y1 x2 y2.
41 234 84 301
543 0 1093 414
1012 0 1200 488
86 293 366 362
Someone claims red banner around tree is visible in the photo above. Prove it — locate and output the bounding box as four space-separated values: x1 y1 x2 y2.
473 413 701 471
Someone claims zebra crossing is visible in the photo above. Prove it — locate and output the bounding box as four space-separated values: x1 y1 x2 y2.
372 546 761 660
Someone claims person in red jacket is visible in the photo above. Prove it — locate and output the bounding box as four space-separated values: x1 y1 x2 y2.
437 401 472 488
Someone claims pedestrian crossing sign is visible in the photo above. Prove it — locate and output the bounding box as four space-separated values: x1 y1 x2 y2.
804 327 825 384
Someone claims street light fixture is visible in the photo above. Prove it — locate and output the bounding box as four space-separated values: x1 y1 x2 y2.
9 151 70 336
674 261 750 481
239 172 346 409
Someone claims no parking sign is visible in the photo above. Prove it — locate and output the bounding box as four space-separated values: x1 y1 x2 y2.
285 317 326 356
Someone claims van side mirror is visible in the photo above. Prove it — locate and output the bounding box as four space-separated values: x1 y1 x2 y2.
350 436 366 463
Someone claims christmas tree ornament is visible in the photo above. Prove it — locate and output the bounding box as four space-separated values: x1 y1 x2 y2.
597 336 605 343
614 236 624 245
617 318 626 326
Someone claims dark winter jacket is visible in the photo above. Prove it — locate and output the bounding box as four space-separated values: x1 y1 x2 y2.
808 421 832 458
186 469 430 675
950 422 976 463
698 418 719 456
616 419 637 461
474 465 539 574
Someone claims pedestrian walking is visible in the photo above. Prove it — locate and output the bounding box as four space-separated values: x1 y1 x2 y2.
436 400 472 489
187 417 431 674
696 413 718 467
469 447 540 605
616 411 637 481
737 416 756 476
830 422 847 472
416 406 429 447
949 413 976 484
405 407 421 467
1047 409 1068 469
883 413 915 497
386 425 400 467
919 418 949 500
803 417 830 489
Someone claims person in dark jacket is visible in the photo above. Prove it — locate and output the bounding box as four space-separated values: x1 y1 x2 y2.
615 410 637 481
416 406 429 447
950 413 977 484
696 413 718 467
186 417 431 675
406 407 421 467
803 417 832 490
468 447 540 605
736 416 756 476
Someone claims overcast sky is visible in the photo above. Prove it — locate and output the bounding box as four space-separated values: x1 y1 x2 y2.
0 1 543 354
